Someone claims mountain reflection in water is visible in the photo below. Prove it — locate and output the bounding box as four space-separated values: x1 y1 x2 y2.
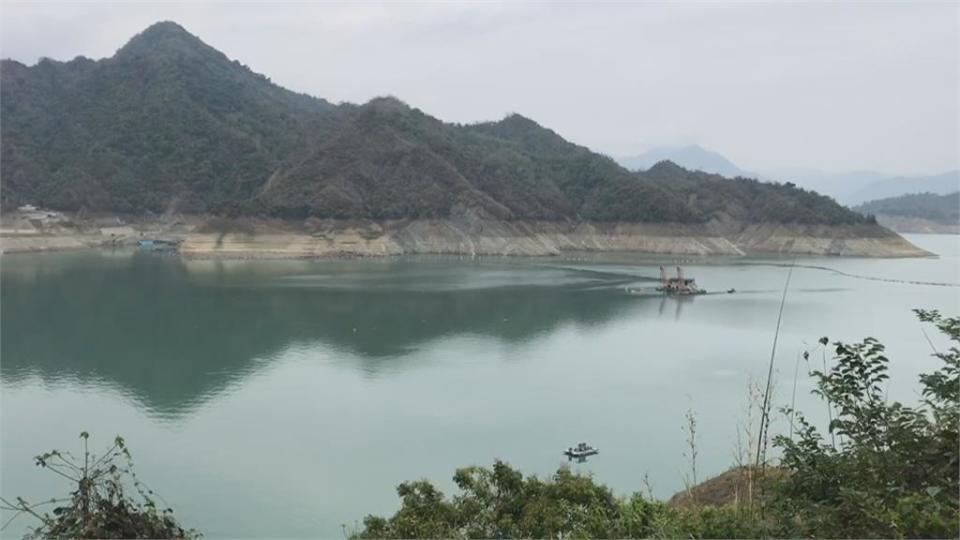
1 252 672 418
2 237 955 539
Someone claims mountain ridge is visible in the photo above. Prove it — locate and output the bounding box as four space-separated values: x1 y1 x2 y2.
616 145 754 179
1 21 884 235
852 191 959 234
847 171 959 205
620 145 958 206
854 192 960 224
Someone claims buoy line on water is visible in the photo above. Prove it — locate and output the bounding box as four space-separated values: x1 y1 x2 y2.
535 259 957 289
736 262 959 288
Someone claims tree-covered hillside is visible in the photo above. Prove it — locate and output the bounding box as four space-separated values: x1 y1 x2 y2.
854 192 960 224
1 21 870 226
1 21 340 214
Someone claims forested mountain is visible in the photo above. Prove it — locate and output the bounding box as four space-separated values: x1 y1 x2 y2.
1 21 869 226
854 192 960 224
1 22 341 214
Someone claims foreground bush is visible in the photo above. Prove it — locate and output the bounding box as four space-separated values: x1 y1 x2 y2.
352 461 773 539
0 433 197 539
773 309 959 538
354 310 959 539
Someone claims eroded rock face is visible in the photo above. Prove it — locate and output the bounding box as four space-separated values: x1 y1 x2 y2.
873 215 960 235
0 210 929 258
176 218 930 259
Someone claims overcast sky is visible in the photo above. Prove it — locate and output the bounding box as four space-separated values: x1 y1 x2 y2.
2 1 957 175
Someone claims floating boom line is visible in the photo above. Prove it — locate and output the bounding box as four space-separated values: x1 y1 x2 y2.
737 262 958 288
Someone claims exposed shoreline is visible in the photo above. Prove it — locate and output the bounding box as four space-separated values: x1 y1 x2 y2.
874 215 959 235
179 219 929 259
0 214 932 258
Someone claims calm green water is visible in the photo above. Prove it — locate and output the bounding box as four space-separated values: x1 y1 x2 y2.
2 235 957 538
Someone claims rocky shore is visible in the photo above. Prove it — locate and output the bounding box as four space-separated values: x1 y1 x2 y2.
874 215 959 235
1 212 930 258
178 221 928 259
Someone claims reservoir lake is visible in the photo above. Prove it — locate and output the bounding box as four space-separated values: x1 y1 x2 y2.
1 234 957 538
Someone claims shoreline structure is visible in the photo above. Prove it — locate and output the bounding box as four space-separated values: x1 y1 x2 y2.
0 212 930 258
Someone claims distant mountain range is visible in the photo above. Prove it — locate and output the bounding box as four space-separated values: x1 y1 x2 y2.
0 21 869 227
853 192 959 234
844 171 959 205
854 192 959 224
616 145 753 179
617 148 958 206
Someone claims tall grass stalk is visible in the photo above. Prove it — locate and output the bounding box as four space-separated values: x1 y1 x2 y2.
682 407 699 504
756 260 795 469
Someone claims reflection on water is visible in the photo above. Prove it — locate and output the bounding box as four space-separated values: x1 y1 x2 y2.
1 235 957 538
3 244 955 422
1 253 650 418
4 249 895 421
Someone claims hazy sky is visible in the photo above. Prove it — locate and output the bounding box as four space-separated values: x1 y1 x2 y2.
2 1 957 175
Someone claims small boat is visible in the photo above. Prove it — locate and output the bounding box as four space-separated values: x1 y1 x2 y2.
563 442 599 459
727 288 736 294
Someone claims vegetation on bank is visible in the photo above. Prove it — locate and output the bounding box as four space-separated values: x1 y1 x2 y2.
2 21 871 227
352 310 959 539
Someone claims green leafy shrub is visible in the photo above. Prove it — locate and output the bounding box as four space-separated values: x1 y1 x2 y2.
773 309 959 538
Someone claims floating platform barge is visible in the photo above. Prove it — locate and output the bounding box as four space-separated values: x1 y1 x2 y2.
656 266 705 295
625 266 724 297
